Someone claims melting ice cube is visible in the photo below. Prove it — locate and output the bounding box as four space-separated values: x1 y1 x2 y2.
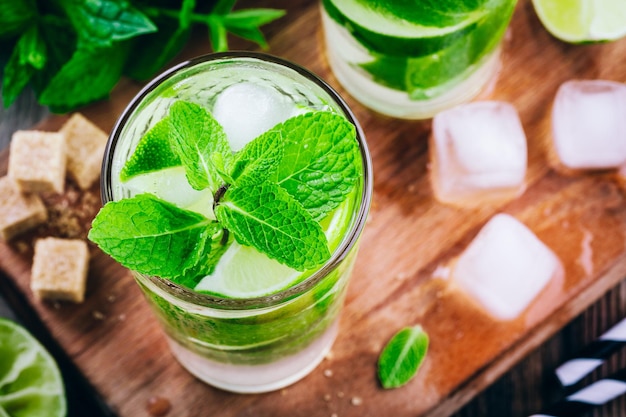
213 82 296 152
430 101 527 206
453 213 562 321
552 80 626 170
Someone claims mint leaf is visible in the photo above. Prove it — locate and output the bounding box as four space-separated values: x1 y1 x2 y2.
207 14 228 52
215 183 330 271
2 24 47 107
120 116 181 182
0 0 36 40
2 43 34 108
88 193 217 279
124 0 195 81
39 44 129 112
222 9 286 49
273 112 360 221
60 0 156 48
175 228 232 288
378 326 429 389
230 129 284 186
169 101 233 192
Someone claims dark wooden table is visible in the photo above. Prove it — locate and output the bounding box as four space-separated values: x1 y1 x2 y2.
2 1 626 416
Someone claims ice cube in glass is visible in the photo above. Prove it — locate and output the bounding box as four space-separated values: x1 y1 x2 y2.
453 213 562 321
430 101 527 207
551 80 626 171
213 82 297 152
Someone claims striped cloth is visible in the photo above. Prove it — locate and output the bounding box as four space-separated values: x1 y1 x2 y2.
531 368 626 417
555 317 626 387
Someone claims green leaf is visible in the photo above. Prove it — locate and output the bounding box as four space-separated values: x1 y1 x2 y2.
2 24 47 106
273 112 360 221
39 44 129 112
120 116 181 182
211 0 237 15
230 129 284 186
2 43 34 108
88 193 217 279
378 326 429 389
0 0 37 40
207 14 228 52
215 183 330 271
124 0 194 81
168 100 233 192
18 25 47 70
175 228 233 289
60 0 157 48
222 9 285 48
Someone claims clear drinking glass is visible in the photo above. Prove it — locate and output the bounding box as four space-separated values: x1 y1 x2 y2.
101 52 372 393
321 0 518 119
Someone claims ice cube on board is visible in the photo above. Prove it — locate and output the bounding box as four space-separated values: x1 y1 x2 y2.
551 80 626 170
430 101 527 206
453 213 562 321
213 82 297 152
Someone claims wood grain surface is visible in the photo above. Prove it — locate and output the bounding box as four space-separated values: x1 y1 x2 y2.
2 1 626 416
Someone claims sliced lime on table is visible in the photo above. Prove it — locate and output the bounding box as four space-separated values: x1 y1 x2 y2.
0 318 66 417
532 0 626 43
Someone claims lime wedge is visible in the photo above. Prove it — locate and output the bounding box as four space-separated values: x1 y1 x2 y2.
194 242 301 298
323 0 487 56
0 318 66 417
532 0 626 42
120 117 180 182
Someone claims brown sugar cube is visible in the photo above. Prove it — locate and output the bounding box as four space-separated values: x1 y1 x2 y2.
31 237 89 303
0 176 47 240
8 130 67 193
60 113 108 190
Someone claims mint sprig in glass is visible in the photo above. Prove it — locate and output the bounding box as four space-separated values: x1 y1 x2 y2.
90 52 372 393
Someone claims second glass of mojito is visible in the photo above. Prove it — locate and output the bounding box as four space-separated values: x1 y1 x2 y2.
89 52 372 393
321 0 518 119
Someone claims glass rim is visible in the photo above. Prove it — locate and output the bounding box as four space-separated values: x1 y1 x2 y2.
101 51 373 310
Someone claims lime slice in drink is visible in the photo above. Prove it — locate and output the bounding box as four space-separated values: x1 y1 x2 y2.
124 167 214 218
532 0 626 43
120 117 180 182
0 318 66 417
323 0 488 56
194 242 301 298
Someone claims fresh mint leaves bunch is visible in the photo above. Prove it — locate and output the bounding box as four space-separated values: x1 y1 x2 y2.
0 0 284 112
88 101 361 289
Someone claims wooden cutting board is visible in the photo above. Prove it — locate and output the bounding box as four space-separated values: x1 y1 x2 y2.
3 1 626 416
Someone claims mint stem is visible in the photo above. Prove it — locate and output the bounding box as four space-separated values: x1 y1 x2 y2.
213 183 230 208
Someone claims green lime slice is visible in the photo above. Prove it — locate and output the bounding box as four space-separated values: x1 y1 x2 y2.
120 116 181 182
323 0 488 56
194 242 302 298
532 0 626 43
0 318 66 417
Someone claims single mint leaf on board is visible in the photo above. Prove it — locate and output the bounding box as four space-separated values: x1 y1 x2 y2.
273 112 360 221
59 0 156 48
214 183 330 271
378 325 429 389
88 193 215 279
169 100 233 192
120 116 181 182
230 129 284 186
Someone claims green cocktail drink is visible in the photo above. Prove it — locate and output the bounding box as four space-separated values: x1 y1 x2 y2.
321 0 518 119
91 52 372 393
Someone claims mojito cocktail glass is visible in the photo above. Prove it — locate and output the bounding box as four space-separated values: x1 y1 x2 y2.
321 0 518 119
99 52 372 393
